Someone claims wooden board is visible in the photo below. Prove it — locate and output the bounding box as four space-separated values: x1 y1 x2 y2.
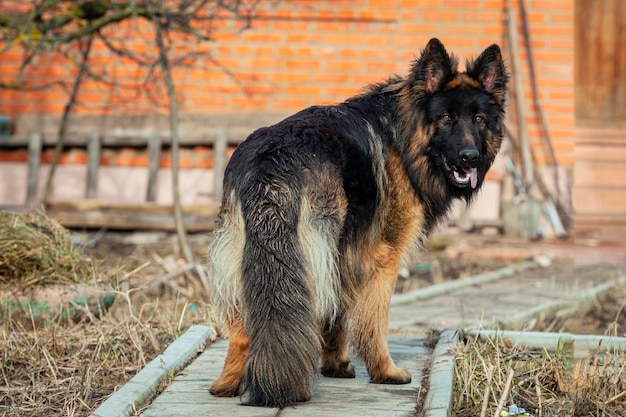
141 337 429 417
45 201 220 231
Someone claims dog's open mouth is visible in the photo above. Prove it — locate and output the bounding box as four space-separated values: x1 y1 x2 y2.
442 156 478 189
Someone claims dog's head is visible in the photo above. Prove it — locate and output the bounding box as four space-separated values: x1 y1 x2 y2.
400 38 508 200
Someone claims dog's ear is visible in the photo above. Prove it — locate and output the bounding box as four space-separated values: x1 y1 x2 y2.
410 38 458 94
466 44 508 101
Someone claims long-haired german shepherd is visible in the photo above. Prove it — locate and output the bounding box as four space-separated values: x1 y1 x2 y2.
208 38 508 408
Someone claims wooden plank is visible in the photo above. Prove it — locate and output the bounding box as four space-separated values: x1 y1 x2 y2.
45 202 220 231
573 160 626 187
26 132 42 206
141 337 428 417
146 133 161 202
575 0 626 122
573 188 626 215
85 134 101 199
46 201 218 215
0 129 250 148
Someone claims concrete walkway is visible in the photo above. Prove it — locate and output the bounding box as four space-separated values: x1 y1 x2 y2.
142 337 428 417
95 236 626 417
390 260 625 337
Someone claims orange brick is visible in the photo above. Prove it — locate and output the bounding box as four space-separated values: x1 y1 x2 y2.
274 20 309 31
272 72 310 83
273 98 310 111
367 61 401 75
315 20 351 32
311 73 351 83
231 96 269 109
401 0 437 7
358 10 376 21
242 32 282 43
179 158 193 169
245 58 281 70
285 59 321 70
285 33 319 43
243 84 280 95
316 9 335 20
367 35 393 46
550 12 573 24
327 61 364 72
0 150 28 162
326 86 362 98
532 0 571 10
464 10 502 22
484 0 504 9
422 10 460 21
325 34 363 45
285 85 322 96
443 0 482 7
337 9 354 20
188 95 227 108
340 48 359 58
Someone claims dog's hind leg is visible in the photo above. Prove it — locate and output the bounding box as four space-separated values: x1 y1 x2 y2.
321 312 355 378
209 313 248 397
349 249 411 384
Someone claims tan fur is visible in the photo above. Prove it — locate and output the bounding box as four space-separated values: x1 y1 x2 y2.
208 191 246 322
298 193 342 322
208 313 248 397
347 149 424 382
444 73 482 90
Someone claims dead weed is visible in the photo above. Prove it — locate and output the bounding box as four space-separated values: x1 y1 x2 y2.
0 287 216 417
453 335 626 417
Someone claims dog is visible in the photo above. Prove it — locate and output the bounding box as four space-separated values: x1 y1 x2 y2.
208 38 508 408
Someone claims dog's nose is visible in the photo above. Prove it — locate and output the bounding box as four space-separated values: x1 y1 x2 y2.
459 148 479 165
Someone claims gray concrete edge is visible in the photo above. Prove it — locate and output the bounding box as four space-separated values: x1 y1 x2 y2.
423 329 460 417
391 260 538 307
503 273 626 328
89 324 215 417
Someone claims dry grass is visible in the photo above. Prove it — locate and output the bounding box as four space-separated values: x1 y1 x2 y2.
453 335 626 417
0 211 100 289
0 279 216 417
0 212 217 416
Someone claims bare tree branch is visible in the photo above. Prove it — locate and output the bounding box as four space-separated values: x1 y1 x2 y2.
41 34 94 205
151 5 195 264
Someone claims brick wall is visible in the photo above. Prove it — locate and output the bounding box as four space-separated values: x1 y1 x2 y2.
0 1 575 206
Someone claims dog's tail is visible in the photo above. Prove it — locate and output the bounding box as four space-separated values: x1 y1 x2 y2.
220 176 340 408
242 181 335 407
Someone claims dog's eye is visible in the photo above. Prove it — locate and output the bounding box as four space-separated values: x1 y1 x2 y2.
474 115 484 123
441 113 452 122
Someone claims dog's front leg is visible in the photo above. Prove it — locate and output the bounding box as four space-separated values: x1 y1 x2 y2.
348 249 411 384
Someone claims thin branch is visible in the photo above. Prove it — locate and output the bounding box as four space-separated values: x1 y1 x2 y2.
151 11 194 263
42 34 94 205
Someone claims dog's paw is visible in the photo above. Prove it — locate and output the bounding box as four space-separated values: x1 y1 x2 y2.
209 380 241 397
370 366 411 384
321 360 356 378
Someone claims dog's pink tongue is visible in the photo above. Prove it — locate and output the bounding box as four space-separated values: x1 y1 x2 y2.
465 167 478 189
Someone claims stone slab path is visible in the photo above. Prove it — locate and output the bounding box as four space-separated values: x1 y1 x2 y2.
141 337 429 417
